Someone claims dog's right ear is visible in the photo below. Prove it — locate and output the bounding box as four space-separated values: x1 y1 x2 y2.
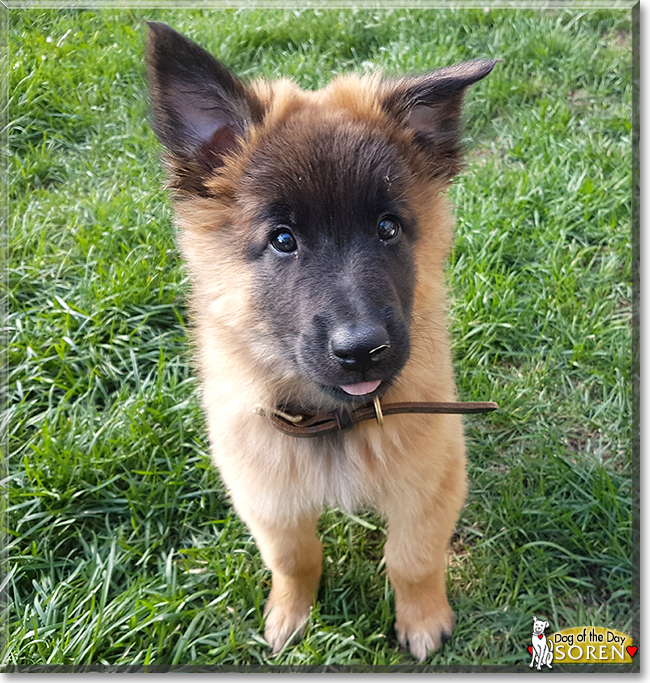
380 59 497 180
145 22 262 194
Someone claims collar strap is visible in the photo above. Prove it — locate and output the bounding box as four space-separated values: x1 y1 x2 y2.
255 399 498 438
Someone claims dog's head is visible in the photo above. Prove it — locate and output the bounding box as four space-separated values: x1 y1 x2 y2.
146 23 494 409
532 617 549 636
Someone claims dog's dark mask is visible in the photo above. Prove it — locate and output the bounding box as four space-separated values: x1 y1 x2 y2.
241 122 416 403
145 22 495 404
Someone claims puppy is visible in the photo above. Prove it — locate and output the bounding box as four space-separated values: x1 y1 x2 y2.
145 22 495 660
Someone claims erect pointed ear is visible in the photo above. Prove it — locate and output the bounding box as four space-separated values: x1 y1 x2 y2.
381 59 497 180
145 22 263 194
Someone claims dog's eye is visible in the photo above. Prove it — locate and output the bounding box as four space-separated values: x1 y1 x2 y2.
377 216 401 241
270 229 297 253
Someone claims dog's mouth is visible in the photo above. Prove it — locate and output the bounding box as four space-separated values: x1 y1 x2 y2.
318 377 389 404
339 380 382 396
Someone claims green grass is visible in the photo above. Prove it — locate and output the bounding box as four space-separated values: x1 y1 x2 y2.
3 7 633 669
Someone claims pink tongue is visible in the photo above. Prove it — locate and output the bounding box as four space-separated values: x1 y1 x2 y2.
339 380 382 396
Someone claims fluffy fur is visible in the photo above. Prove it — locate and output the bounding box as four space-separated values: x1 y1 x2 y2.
146 22 495 660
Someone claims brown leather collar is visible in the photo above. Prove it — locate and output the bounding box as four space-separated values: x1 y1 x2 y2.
255 398 498 438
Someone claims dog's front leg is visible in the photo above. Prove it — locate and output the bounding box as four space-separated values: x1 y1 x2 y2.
244 512 323 654
382 487 462 661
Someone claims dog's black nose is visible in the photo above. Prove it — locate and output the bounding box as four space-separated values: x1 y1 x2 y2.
329 323 390 372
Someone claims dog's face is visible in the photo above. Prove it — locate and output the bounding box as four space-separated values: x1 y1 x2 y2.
240 119 416 402
532 617 549 635
146 23 495 408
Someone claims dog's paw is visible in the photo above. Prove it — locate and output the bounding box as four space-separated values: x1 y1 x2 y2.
395 602 455 661
263 596 311 654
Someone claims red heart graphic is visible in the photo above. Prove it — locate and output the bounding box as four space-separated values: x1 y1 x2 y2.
627 646 637 658
528 646 533 655
538 634 544 639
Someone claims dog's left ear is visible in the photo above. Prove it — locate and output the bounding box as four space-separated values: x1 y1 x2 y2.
381 59 497 179
145 22 263 194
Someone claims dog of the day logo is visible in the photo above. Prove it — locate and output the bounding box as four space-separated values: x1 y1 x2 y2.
527 617 636 667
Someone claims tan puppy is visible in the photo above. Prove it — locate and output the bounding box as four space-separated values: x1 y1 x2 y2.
146 22 495 661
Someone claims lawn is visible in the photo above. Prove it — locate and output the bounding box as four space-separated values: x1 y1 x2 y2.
2 6 635 670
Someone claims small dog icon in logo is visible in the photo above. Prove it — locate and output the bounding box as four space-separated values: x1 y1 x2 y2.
529 616 553 670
